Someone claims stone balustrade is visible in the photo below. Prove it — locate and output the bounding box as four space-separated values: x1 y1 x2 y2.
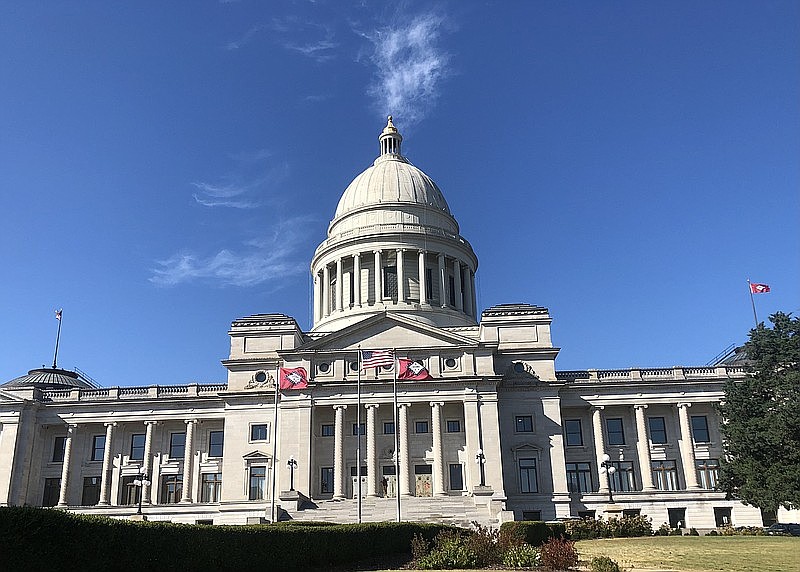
555 365 746 383
40 383 227 402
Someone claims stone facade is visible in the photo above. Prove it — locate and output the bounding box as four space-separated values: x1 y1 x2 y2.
0 119 778 528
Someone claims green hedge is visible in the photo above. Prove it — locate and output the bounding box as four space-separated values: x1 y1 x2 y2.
499 520 566 546
0 507 451 571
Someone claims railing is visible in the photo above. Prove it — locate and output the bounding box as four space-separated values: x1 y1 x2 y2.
555 366 747 384
40 383 227 403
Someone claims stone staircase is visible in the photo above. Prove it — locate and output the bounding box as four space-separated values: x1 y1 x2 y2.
280 495 495 527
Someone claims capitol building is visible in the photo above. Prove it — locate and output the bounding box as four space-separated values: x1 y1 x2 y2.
0 118 772 528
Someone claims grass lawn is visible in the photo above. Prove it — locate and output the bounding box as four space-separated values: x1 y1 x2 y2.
576 536 800 572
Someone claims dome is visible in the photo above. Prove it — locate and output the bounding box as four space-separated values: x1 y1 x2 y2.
1 367 95 390
334 155 451 218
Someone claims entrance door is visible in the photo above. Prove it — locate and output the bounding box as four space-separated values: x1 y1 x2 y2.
349 466 368 499
414 464 433 497
382 466 397 498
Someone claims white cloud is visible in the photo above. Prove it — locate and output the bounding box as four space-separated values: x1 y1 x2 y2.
191 158 289 209
364 12 451 126
284 39 338 62
150 217 312 287
225 24 265 50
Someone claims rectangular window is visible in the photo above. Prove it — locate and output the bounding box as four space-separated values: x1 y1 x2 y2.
446 420 461 433
53 436 67 462
691 416 710 443
208 431 224 457
566 462 593 493
91 435 106 461
352 423 366 436
201 473 222 503
42 478 61 507
169 432 186 459
382 421 395 435
668 507 686 529
350 466 368 476
383 266 398 299
425 268 434 301
651 460 679 491
120 476 140 505
130 434 146 460
415 421 429 434
161 474 183 504
609 461 636 492
648 417 667 444
448 275 456 306
321 424 335 437
623 509 641 518
515 415 534 433
320 467 334 494
519 458 538 493
696 459 720 489
81 476 101 506
564 419 583 446
249 467 267 500
449 463 464 491
250 424 268 442
606 418 625 445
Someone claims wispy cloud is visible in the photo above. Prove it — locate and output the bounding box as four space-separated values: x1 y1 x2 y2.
191 155 288 209
364 12 451 126
150 217 312 287
284 39 338 62
225 24 265 50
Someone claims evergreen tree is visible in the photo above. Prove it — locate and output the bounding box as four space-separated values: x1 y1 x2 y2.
719 312 800 513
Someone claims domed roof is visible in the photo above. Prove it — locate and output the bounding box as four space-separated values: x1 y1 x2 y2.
333 116 451 218
1 367 95 390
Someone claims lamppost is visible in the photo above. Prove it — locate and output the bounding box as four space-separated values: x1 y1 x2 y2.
475 449 486 487
132 470 151 515
287 455 298 491
599 453 617 503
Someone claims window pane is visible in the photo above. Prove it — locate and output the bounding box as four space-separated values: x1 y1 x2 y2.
53 436 66 462
250 424 268 441
320 467 334 494
606 418 625 445
209 431 224 457
161 474 183 504
170 433 186 458
516 416 533 432
130 434 146 460
383 422 395 435
92 435 106 461
322 424 335 437
565 420 582 446
201 473 222 503
446 420 460 433
352 423 366 436
249 466 267 500
519 458 537 493
648 417 667 444
449 464 464 490
415 421 429 434
81 476 101 506
691 416 710 443
43 478 61 507
651 460 678 491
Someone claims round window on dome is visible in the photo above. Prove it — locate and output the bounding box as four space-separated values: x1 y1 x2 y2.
255 371 267 383
444 358 457 369
318 362 331 374
349 362 359 372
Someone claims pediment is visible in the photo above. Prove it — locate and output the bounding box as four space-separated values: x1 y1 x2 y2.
0 390 26 404
297 313 477 354
243 450 271 460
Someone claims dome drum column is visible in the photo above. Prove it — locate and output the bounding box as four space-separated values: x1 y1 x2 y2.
418 250 427 304
353 253 362 308
335 259 344 312
322 265 331 318
396 249 405 304
373 250 382 307
453 260 463 311
437 254 447 308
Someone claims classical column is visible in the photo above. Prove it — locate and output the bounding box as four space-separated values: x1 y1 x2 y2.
677 403 700 489
398 404 412 496
333 405 347 499
591 407 610 493
418 250 427 303
453 260 463 311
353 253 362 307
57 425 76 507
634 405 655 490
437 253 446 307
180 419 196 503
142 421 156 504
322 265 330 318
373 250 382 304
396 249 405 303
431 402 446 496
335 258 343 312
313 274 321 323
366 404 379 497
98 422 116 505
470 272 478 317
463 267 473 318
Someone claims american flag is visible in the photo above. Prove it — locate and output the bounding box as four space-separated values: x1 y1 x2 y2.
360 349 394 370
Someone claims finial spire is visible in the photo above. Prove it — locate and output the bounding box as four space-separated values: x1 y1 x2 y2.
379 115 402 156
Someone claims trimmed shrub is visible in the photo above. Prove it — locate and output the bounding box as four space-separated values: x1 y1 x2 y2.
655 522 671 536
416 529 477 570
687 527 700 536
499 520 566 546
540 536 578 570
565 515 652 540
502 544 540 568
591 555 622 572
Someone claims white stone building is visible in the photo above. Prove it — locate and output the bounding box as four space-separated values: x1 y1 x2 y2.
0 119 770 528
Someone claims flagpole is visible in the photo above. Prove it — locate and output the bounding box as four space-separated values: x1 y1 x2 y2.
357 346 362 523
393 349 400 523
52 309 63 369
747 279 759 327
270 378 279 523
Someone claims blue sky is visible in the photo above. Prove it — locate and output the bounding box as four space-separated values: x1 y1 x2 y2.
1 1 798 387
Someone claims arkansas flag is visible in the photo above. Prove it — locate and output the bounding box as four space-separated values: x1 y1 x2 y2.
398 359 432 381
750 283 770 294
279 367 308 390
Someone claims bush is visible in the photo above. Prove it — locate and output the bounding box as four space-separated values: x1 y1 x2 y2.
540 536 578 570
591 555 622 572
465 523 503 566
416 529 477 570
565 515 652 540
654 523 671 536
500 520 566 546
687 527 700 536
502 544 540 568
669 527 683 536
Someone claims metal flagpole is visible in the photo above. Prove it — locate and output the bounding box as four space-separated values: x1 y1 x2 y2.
357 346 362 523
270 377 279 523
747 280 759 327
393 349 400 522
52 309 63 369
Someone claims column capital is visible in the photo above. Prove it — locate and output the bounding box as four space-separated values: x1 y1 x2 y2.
66 424 78 433
184 418 198 425
429 401 445 408
373 249 382 254
676 402 692 410
418 249 427 255
144 420 158 426
104 421 118 428
591 405 605 412
364 403 379 410
633 404 649 411
333 404 348 411
398 403 411 410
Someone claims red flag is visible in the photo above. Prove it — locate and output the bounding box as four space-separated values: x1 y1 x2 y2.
750 283 770 294
398 359 432 381
279 367 308 390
